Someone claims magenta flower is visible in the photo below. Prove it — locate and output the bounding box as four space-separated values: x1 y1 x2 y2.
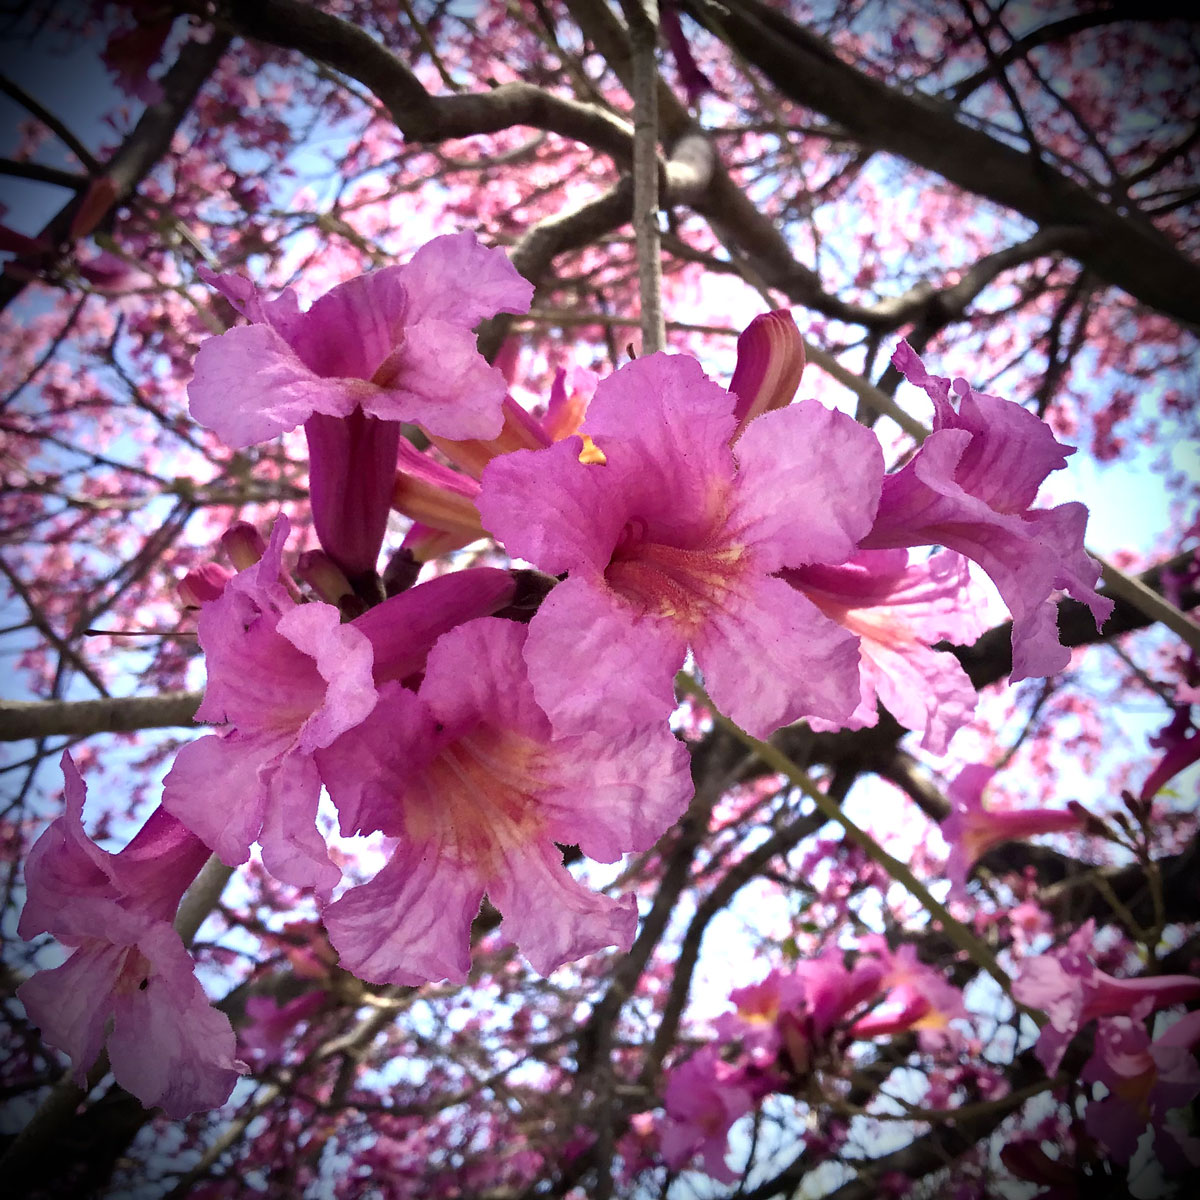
189 232 533 447
163 516 516 896
848 942 967 1049
715 968 809 1068
163 516 378 896
18 754 242 1117
1082 1011 1200 1172
1012 920 1200 1074
863 342 1113 681
716 953 887 1079
660 1045 758 1183
314 618 692 983
783 549 986 753
478 352 884 738
941 764 1085 901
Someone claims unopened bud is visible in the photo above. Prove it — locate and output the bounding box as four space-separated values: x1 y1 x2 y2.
297 549 354 607
729 310 806 440
1066 800 1120 842
178 562 232 608
221 521 267 571
382 547 421 597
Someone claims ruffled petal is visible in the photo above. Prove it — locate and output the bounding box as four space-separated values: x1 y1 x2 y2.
487 839 638 976
364 317 508 440
189 323 363 448
323 837 482 986
162 730 288 868
522 577 687 733
478 436 625 577
539 724 693 862
258 750 339 897
108 925 241 1117
732 400 882 569
695 573 861 738
17 943 127 1085
399 232 533 327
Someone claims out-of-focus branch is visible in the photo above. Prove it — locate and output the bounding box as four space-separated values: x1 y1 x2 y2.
0 691 202 742
0 30 232 313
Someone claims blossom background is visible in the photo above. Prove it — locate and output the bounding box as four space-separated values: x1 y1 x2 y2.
1 1 1198 1197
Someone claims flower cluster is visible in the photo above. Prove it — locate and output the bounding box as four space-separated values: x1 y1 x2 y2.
658 943 968 1180
18 235 1118 1120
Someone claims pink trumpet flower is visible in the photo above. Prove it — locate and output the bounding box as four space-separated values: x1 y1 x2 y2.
163 516 516 896
1013 920 1200 1074
479 352 884 739
315 618 691 984
863 342 1113 681
1082 1010 1200 1171
18 754 242 1117
941 764 1085 900
189 233 533 447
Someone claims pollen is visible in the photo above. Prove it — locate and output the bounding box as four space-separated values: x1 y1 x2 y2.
577 434 607 466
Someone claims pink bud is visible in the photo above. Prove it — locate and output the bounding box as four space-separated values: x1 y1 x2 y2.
729 310 806 439
178 562 232 608
297 549 354 606
221 520 268 571
305 410 400 582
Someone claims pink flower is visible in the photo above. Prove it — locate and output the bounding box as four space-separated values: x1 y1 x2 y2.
163 517 378 895
660 1045 757 1183
863 342 1113 681
17 754 242 1117
717 953 888 1079
1082 1011 1200 1172
1012 920 1200 1074
478 352 884 738
783 549 987 753
163 516 516 896
315 618 692 983
189 232 533 447
240 991 328 1062
941 764 1085 901
849 942 967 1049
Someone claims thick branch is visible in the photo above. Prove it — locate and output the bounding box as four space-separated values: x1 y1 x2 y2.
682 0 1200 329
0 692 202 742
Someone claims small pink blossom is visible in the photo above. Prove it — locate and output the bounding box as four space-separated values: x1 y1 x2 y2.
18 754 242 1117
941 764 1085 900
849 941 968 1049
659 1045 757 1183
1012 920 1200 1073
479 352 883 738
1082 1010 1200 1172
